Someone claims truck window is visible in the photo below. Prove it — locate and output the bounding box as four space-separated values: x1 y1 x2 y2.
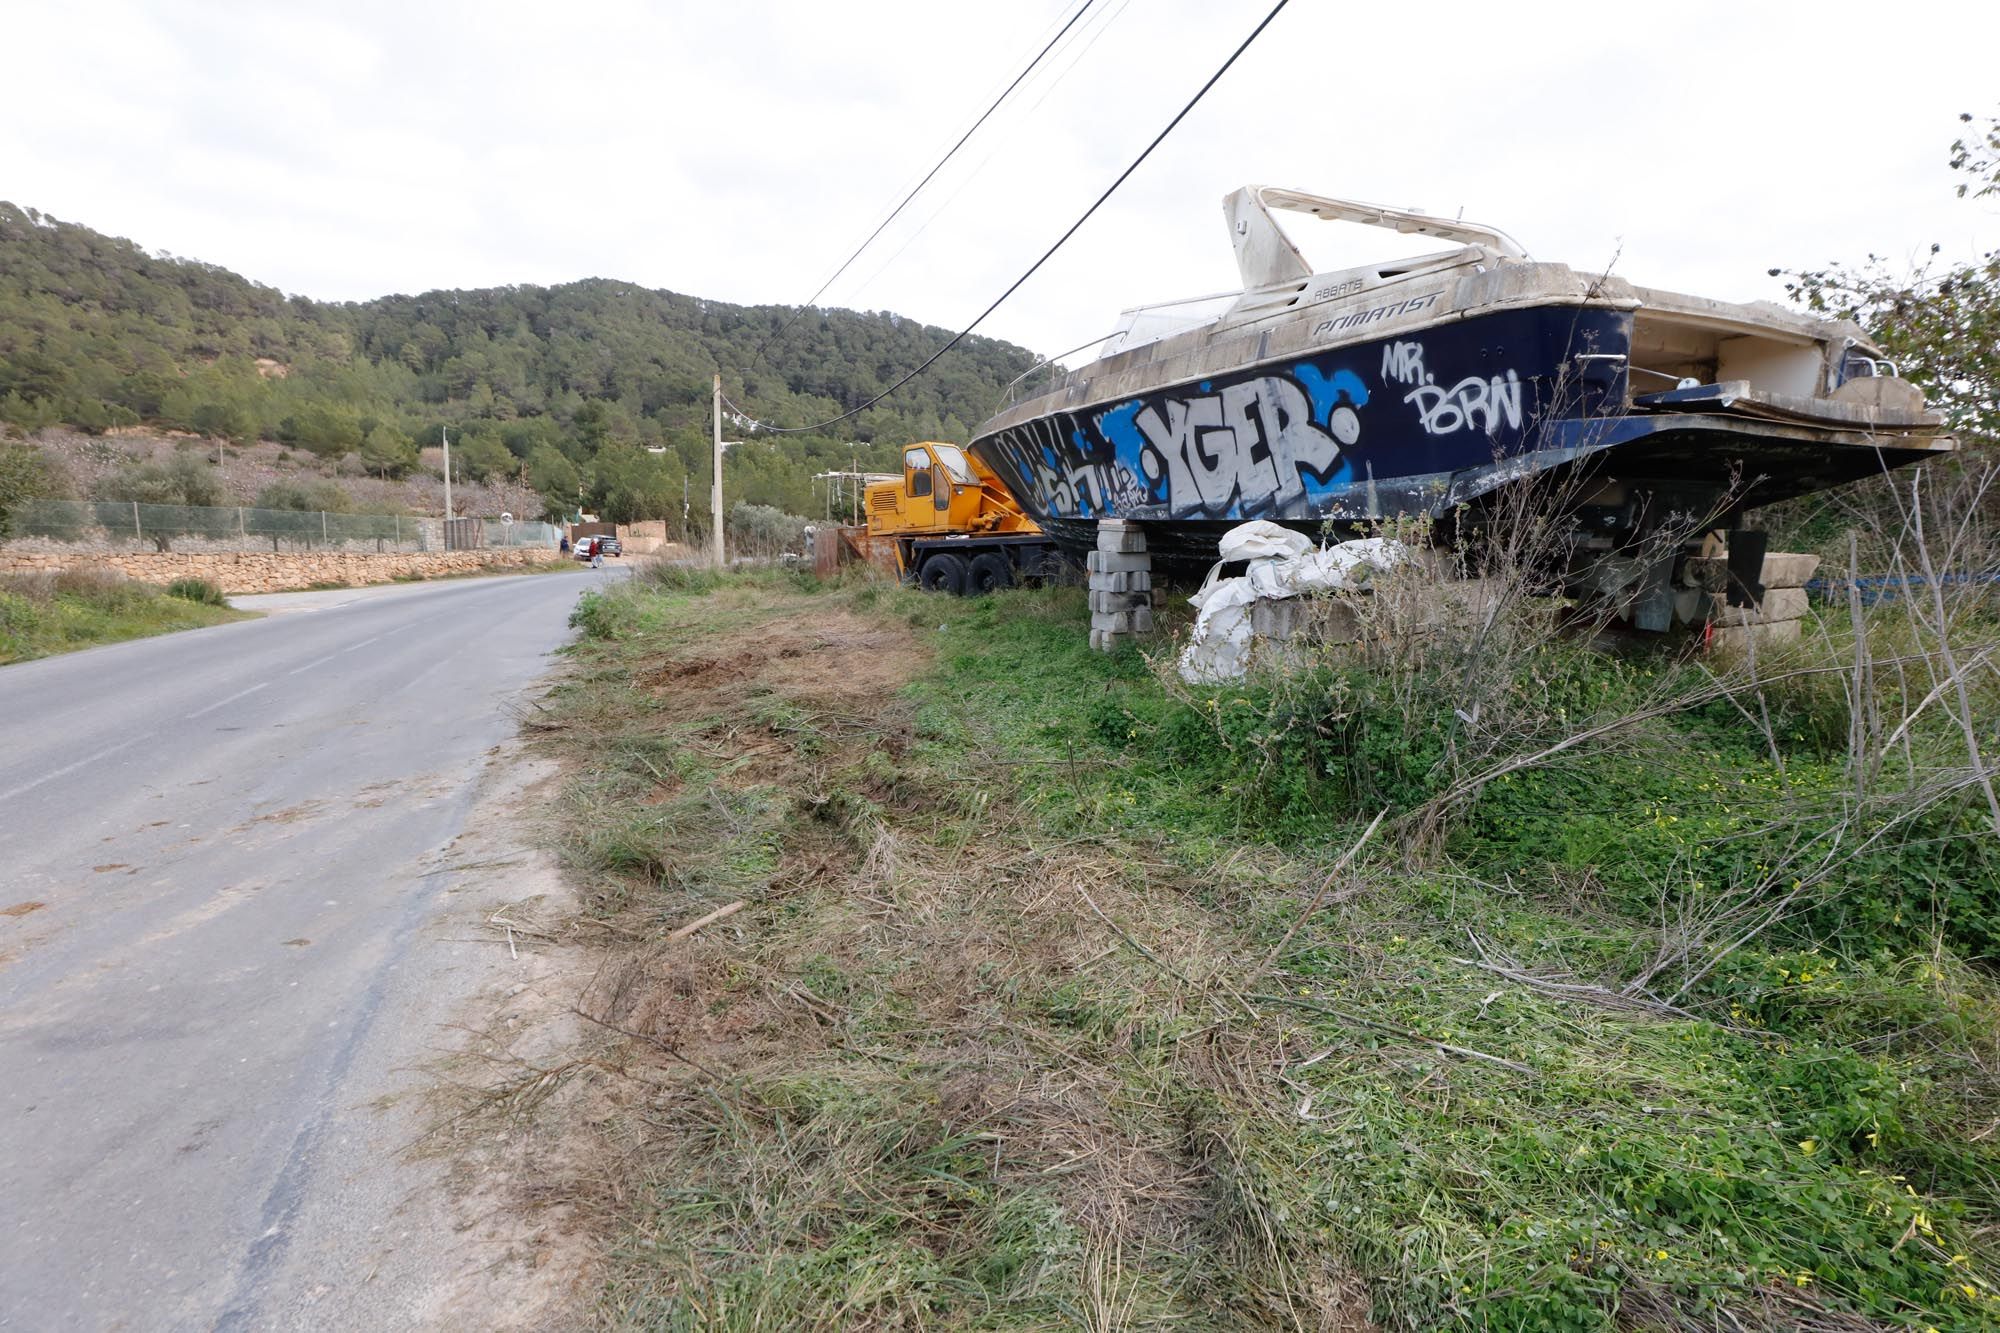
933 469 950 510
931 444 974 485
909 469 931 497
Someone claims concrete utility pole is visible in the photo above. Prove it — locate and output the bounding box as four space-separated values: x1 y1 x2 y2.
710 373 725 567
441 426 454 522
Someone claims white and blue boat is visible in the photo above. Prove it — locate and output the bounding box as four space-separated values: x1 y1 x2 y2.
970 187 1955 575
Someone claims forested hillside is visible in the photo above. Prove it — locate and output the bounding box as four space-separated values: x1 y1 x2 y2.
0 202 1040 523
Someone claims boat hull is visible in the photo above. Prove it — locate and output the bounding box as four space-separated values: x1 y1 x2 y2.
970 304 1942 574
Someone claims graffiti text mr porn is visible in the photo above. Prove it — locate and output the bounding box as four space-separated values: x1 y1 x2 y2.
1380 339 1523 437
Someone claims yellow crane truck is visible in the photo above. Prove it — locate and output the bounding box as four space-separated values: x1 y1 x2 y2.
841 442 1061 594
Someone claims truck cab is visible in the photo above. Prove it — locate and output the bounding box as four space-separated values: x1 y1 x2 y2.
845 442 1056 593
866 443 1023 542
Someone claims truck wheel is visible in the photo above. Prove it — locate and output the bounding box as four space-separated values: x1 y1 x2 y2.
968 552 1013 595
918 553 969 595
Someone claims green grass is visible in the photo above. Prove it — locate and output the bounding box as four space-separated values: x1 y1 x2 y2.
0 568 251 663
534 571 2000 1331
919 587 2000 1328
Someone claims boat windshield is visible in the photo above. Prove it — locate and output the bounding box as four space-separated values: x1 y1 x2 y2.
1102 293 1238 356
931 444 975 485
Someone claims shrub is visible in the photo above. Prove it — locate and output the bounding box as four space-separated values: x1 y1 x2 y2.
0 571 56 603
255 479 353 513
52 566 156 612
632 560 720 594
726 502 809 558
0 443 65 538
166 577 225 606
569 589 633 639
93 455 223 507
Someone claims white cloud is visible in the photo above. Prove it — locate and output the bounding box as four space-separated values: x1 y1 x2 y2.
5 0 1997 370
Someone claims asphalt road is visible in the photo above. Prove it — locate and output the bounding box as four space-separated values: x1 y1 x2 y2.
0 566 611 1330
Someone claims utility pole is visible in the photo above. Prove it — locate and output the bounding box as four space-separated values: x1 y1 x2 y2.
710 373 725 567
441 425 454 522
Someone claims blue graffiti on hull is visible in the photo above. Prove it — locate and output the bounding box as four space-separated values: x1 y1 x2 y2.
1292 365 1369 427
1096 361 1367 516
986 358 1405 521
976 302 1629 527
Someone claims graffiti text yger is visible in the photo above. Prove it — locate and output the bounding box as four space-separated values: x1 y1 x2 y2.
1087 364 1371 518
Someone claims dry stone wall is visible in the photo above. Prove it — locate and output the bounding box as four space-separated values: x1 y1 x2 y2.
0 547 566 594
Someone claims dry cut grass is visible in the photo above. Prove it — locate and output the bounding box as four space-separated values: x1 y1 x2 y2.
504 574 1376 1330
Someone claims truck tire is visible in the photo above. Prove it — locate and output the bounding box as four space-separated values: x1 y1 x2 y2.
968 552 1013 594
918 552 969 595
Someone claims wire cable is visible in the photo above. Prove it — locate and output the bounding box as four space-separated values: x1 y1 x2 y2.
745 0 1100 373
842 0 1137 310
731 0 1293 436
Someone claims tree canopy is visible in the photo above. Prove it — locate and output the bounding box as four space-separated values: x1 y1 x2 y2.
1776 109 2000 449
0 202 1041 525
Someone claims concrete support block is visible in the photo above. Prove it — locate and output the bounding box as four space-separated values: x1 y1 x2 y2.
1088 521 1152 651
1096 520 1147 553
1759 553 1821 589
1313 598 1363 643
1089 628 1144 652
1090 607 1154 634
1087 550 1152 575
1089 589 1150 614
1090 569 1151 594
1709 618 1802 652
1684 552 1821 592
1250 599 1299 641
1708 587 1808 626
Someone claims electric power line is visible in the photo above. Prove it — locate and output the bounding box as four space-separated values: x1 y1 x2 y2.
745 0 1100 373
729 0 1293 437
841 0 1137 310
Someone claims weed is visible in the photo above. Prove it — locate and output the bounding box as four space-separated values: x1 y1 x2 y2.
631 559 722 595
165 576 225 605
512 557 2000 1331
1 565 246 663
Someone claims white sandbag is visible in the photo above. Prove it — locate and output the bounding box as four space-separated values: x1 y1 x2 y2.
1216 520 1313 563
1179 525 1412 682
1248 536 1410 599
1177 574 1260 683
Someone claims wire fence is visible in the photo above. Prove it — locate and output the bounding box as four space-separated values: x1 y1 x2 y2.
3 499 559 554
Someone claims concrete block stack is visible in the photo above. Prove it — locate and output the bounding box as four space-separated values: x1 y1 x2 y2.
1683 551 1820 651
1088 520 1154 652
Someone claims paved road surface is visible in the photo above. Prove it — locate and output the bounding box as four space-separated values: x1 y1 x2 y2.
0 567 611 1330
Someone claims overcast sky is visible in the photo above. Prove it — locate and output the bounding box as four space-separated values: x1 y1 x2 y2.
8 0 1999 365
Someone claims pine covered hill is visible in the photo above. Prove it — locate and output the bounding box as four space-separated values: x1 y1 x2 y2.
0 201 1041 523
